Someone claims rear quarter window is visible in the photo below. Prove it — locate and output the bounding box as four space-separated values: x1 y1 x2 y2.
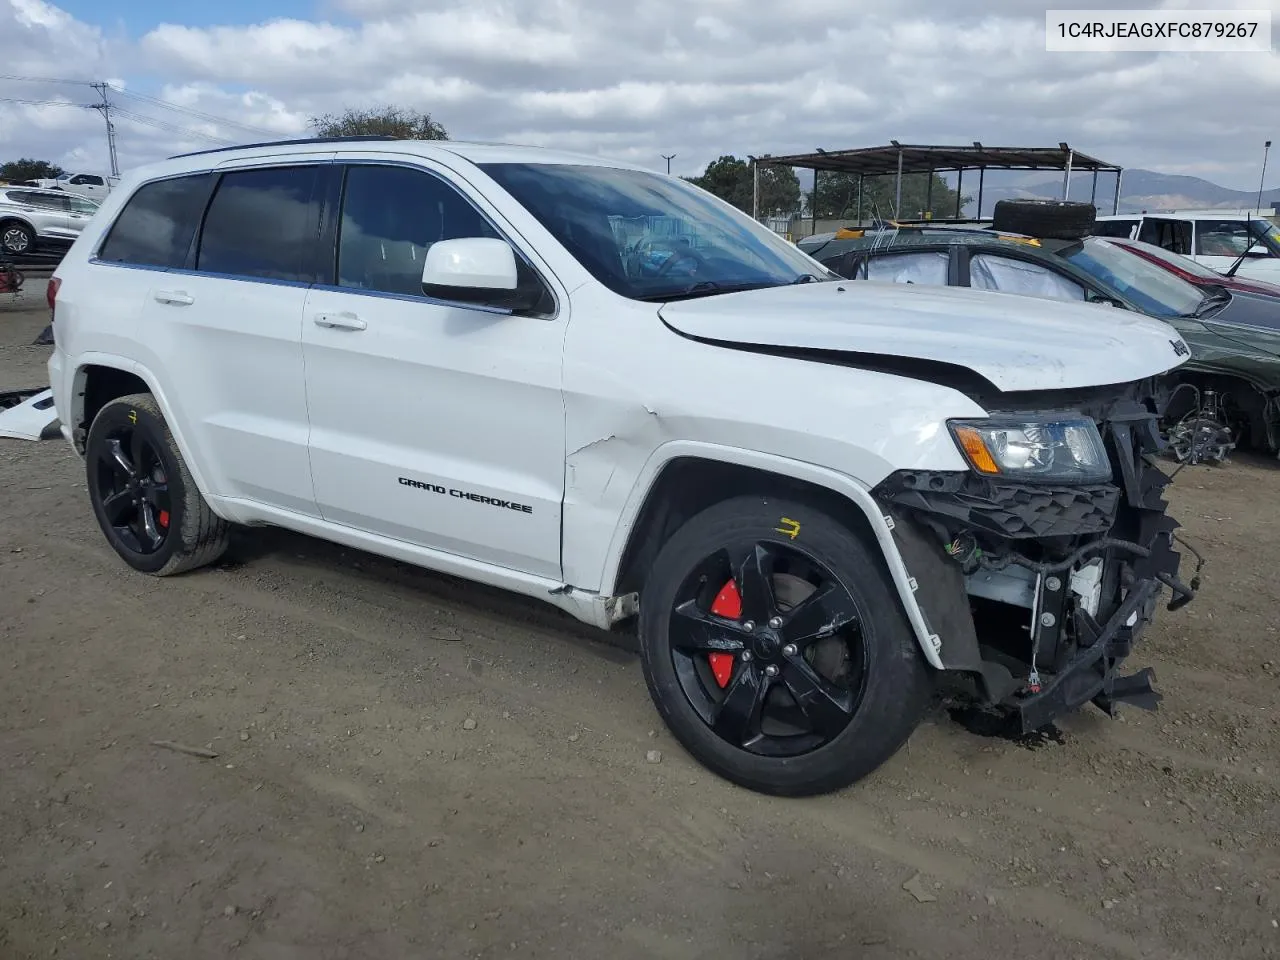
98 174 213 268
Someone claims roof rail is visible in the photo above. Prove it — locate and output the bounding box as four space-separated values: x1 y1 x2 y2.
168 135 401 160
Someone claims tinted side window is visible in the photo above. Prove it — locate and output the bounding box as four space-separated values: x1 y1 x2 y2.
1195 220 1251 257
336 164 499 297
1092 220 1138 239
99 174 211 268
197 166 321 282
1137 219 1192 254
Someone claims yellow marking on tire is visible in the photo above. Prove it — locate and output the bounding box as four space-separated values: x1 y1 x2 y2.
775 517 801 540
129 410 137 424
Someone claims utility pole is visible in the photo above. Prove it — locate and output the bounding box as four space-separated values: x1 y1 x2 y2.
1257 140 1272 215
661 153 676 174
88 82 119 178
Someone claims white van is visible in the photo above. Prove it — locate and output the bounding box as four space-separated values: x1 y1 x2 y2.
1093 210 1280 282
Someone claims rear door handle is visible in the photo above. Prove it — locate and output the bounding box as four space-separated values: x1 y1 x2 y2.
153 290 194 306
313 312 367 331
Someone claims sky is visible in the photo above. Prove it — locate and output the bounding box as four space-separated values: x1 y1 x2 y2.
1 0 1278 191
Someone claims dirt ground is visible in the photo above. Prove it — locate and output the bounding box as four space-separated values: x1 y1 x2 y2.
2 285 1279 960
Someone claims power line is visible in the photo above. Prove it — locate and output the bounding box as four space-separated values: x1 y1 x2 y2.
109 86 277 137
2 73 278 138
0 74 95 85
0 96 84 107
113 108 233 145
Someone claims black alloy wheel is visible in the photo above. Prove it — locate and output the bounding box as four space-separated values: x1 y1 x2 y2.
638 495 933 796
85 393 231 575
92 425 173 554
668 541 867 757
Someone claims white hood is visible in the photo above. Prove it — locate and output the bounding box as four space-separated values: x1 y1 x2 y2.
658 280 1190 393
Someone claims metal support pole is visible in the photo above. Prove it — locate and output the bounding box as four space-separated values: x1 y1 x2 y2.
894 148 904 219
89 82 119 178
955 169 963 219
977 168 985 220
1062 149 1074 200
812 168 819 232
1257 140 1272 215
925 168 934 219
750 159 760 220
661 153 675 174
1091 168 1098 206
856 173 863 225
1112 169 1123 215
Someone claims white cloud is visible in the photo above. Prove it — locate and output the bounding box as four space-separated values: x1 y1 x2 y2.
1 0 1277 192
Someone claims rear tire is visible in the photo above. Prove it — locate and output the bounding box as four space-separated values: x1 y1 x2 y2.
638 494 933 796
85 393 230 576
992 199 1096 240
1 221 34 256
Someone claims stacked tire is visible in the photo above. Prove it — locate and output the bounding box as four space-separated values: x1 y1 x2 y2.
991 199 1096 240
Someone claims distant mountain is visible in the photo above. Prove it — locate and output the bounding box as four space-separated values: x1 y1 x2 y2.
972 168 1280 216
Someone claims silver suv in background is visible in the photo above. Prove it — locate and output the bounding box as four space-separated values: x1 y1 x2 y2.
0 186 101 256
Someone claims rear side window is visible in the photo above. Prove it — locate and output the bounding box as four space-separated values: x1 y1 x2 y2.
862 250 950 286
99 174 212 268
196 166 321 283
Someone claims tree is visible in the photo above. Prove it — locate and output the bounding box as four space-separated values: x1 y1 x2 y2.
309 106 448 140
807 171 973 222
0 158 65 183
684 155 801 217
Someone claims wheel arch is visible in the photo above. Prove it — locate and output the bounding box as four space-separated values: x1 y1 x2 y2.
72 357 220 507
0 215 37 247
599 442 946 669
1165 366 1280 452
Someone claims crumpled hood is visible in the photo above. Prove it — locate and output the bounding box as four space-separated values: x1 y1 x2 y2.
658 280 1190 393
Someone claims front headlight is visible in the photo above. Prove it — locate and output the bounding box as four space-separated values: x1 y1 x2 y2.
948 417 1111 482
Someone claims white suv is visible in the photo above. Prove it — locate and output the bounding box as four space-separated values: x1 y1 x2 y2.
0 186 100 256
47 137 1199 795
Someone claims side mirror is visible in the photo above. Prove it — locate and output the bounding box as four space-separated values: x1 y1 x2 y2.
1086 291 1123 308
421 237 549 314
1245 244 1270 258
423 237 518 295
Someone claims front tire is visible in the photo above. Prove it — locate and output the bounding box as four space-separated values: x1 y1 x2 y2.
638 495 933 796
85 393 230 576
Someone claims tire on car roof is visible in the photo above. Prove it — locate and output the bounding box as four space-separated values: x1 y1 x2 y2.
991 199 1096 240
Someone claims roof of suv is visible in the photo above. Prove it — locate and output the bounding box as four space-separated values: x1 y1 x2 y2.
165 136 653 172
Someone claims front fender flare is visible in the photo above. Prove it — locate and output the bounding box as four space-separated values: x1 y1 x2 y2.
597 440 949 669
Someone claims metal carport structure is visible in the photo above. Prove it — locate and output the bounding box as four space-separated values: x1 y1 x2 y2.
751 142 1124 228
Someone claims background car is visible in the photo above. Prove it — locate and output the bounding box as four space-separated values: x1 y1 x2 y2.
799 225 1280 458
1104 235 1280 299
0 186 100 257
1093 211 1280 283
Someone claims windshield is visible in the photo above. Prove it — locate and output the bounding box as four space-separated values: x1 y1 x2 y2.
478 162 826 301
1055 237 1206 319
1252 219 1280 254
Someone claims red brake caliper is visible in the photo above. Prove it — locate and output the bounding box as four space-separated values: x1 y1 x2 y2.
708 579 742 688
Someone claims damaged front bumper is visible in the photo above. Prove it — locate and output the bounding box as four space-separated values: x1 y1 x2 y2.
871 380 1201 731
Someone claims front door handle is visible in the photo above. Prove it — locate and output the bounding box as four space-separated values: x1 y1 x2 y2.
313 312 367 331
153 290 194 306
